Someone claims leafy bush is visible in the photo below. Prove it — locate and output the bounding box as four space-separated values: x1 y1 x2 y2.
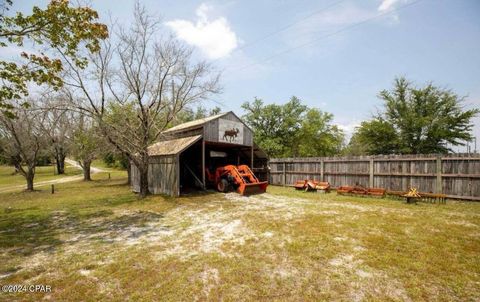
103 153 116 167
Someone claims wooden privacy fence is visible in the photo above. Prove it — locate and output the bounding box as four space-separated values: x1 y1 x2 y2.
269 153 480 201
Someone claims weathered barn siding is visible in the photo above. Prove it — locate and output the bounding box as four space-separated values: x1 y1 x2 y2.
203 112 253 146
270 154 480 200
148 155 178 195
131 163 140 193
131 155 179 196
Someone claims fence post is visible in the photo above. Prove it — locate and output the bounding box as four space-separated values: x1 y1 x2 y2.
436 155 442 194
320 160 324 182
369 157 374 188
283 162 286 186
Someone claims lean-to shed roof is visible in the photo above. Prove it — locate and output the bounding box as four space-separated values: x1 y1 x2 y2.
147 135 202 156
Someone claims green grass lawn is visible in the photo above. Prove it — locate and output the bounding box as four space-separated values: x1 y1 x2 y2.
0 165 82 189
91 159 126 171
0 176 479 301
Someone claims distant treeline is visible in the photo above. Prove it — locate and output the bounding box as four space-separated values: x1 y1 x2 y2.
241 77 478 158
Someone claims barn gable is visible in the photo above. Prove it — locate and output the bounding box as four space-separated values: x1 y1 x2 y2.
163 111 254 147
203 112 253 146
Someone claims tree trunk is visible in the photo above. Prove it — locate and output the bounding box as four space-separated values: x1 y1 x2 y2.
127 160 131 185
83 160 92 181
26 169 34 191
55 149 66 174
11 155 21 175
139 165 149 198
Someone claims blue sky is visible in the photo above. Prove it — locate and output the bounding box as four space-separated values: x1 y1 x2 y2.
4 0 480 151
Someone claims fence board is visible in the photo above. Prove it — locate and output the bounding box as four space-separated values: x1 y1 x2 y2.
270 154 480 200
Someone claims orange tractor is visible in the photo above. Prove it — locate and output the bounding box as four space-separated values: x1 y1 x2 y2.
206 164 268 195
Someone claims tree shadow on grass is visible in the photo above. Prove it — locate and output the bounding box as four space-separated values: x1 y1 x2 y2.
0 184 220 278
69 210 167 244
0 209 62 257
0 208 168 274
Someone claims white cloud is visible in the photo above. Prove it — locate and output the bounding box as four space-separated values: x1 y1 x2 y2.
378 0 402 12
281 3 375 52
282 2 402 53
294 4 374 34
314 5 375 26
335 118 361 140
165 3 238 59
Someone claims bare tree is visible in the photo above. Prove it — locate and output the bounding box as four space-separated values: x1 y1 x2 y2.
71 114 100 181
38 94 73 174
0 101 46 190
60 4 220 197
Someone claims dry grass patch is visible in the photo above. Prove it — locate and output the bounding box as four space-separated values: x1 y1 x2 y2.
0 181 479 301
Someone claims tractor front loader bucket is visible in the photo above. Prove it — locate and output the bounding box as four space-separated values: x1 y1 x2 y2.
238 181 268 196
215 164 268 196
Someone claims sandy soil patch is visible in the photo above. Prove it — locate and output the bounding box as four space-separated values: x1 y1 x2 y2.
198 267 220 300
10 192 425 301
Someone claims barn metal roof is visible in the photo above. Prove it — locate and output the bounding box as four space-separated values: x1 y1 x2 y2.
147 135 202 156
163 112 229 133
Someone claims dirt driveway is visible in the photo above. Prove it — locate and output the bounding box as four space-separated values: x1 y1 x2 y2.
0 159 104 193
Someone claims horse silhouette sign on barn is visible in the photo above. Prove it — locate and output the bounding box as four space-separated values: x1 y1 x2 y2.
219 118 243 144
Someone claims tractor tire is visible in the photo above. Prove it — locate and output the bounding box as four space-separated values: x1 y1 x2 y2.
217 179 229 193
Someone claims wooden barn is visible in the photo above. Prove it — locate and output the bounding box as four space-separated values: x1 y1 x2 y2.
131 112 269 196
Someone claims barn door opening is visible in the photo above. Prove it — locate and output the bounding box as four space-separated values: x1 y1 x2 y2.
179 140 203 194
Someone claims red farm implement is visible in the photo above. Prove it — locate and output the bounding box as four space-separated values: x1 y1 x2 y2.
294 180 331 192
337 185 386 197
